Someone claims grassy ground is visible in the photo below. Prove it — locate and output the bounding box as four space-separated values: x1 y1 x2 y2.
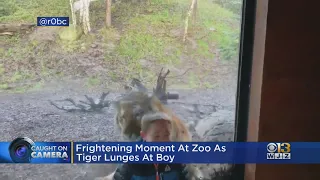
0 0 241 92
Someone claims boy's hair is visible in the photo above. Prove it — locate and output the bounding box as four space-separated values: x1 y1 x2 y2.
141 112 172 132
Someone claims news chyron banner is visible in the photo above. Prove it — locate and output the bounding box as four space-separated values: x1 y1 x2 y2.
0 137 319 164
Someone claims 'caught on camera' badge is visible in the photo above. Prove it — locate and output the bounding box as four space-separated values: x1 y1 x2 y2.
1 137 72 163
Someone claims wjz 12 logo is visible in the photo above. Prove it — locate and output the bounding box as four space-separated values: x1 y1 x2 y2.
267 142 291 160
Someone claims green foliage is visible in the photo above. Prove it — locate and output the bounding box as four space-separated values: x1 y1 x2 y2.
86 76 101 87
117 30 181 64
0 83 9 90
194 0 241 61
99 27 120 43
217 31 240 60
0 0 17 17
0 0 70 23
188 72 200 88
196 39 214 59
0 64 5 75
112 1 183 76
1 0 242 91
212 0 243 15
58 25 83 41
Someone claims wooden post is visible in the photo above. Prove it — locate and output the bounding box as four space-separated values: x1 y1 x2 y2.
183 0 197 42
106 0 112 27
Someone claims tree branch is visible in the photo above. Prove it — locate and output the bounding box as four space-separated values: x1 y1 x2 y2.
49 92 111 112
50 68 180 112
183 0 197 42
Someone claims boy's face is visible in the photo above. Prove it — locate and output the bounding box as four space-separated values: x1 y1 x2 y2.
141 120 171 142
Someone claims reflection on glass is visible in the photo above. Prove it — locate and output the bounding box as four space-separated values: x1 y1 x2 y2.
0 0 243 179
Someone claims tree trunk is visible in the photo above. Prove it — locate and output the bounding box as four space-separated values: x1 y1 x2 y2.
70 0 77 26
106 0 112 27
81 0 89 34
183 0 197 42
85 0 91 33
192 0 198 26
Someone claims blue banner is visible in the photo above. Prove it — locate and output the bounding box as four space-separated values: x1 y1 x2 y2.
37 17 69 26
0 138 319 164
72 142 319 164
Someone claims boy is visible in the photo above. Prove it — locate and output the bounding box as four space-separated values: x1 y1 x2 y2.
113 112 188 180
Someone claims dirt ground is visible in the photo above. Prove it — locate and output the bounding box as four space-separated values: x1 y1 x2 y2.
0 70 237 180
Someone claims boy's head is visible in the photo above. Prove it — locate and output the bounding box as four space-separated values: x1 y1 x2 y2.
140 112 172 142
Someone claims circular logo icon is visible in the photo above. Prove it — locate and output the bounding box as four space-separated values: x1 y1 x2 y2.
9 137 35 163
267 143 277 153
